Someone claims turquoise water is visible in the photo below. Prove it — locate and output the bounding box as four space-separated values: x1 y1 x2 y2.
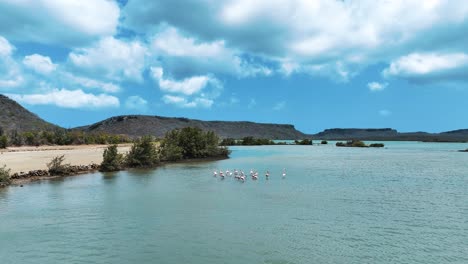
1 142 467 263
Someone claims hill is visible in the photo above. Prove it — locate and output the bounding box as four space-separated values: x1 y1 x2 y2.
76 115 308 139
312 128 468 142
0 94 60 134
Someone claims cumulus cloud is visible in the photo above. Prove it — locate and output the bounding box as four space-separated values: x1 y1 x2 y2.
368 82 388 92
151 66 213 95
23 54 57 75
64 74 120 93
69 37 147 82
123 0 468 80
150 27 272 78
383 52 468 82
125 95 148 110
162 95 213 108
0 36 14 57
7 89 119 109
0 0 119 46
0 35 23 89
151 66 221 108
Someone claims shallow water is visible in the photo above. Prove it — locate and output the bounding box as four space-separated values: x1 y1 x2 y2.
1 142 467 263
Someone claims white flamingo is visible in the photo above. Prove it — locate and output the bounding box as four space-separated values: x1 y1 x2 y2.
282 168 286 178
213 170 218 177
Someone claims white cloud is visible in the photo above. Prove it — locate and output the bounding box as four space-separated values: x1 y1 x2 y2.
0 0 119 46
0 76 23 89
151 66 221 109
383 52 468 82
69 37 147 82
273 101 286 111
379 109 392 116
150 66 221 96
123 0 468 80
151 66 210 95
23 54 57 75
152 27 229 58
368 82 388 92
0 36 14 57
7 89 119 109
150 27 272 78
0 35 23 89
64 74 120 93
125 95 148 110
162 95 214 109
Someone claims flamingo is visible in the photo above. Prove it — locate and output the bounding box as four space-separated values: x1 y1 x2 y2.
282 168 286 178
213 170 218 177
265 170 270 179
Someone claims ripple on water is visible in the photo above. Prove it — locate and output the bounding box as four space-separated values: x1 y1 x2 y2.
1 143 468 264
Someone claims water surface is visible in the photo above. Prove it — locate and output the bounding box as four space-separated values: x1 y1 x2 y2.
1 142 467 263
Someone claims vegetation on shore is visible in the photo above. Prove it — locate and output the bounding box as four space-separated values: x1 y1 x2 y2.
126 136 159 167
100 144 124 172
100 127 230 172
0 165 11 186
220 137 312 146
336 140 384 148
0 129 130 148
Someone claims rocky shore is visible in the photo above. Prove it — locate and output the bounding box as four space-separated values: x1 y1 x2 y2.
2 155 229 187
8 164 100 185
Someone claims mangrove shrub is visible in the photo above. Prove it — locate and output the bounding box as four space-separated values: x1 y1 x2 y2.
126 136 159 167
100 144 124 172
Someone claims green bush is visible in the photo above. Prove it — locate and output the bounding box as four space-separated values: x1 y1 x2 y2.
336 142 346 147
220 138 237 146
295 139 312 145
321 140 328 144
160 127 230 161
100 144 124 172
350 140 367 147
369 143 385 148
47 155 71 176
0 165 11 185
126 136 159 167
0 135 7 149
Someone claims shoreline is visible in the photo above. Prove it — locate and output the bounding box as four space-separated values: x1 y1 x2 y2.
1 144 228 187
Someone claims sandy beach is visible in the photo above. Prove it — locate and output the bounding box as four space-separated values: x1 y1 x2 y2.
0 144 132 174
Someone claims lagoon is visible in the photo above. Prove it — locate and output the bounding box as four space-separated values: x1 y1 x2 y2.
1 142 467 263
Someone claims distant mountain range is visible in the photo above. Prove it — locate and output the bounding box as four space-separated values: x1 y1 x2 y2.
1 94 468 141
76 115 307 139
312 128 468 142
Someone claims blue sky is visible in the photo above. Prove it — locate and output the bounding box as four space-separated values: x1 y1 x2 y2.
1 0 468 133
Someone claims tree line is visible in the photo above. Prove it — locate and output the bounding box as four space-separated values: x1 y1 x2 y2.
100 127 230 172
0 128 130 148
220 137 313 146
1 127 231 185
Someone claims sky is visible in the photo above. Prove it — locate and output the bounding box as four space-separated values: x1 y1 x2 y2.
0 0 467 133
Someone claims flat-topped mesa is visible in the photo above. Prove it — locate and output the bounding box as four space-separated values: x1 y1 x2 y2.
314 128 398 140
76 115 307 140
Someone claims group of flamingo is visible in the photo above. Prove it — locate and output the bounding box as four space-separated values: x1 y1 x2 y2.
213 168 286 182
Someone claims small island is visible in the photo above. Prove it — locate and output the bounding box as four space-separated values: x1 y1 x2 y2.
336 140 385 148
